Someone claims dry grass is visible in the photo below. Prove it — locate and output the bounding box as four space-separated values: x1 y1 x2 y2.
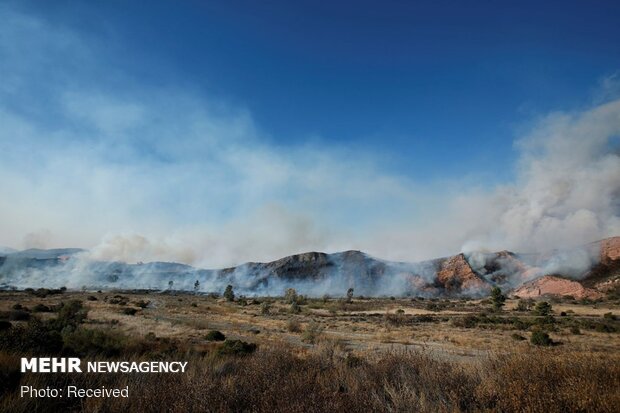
1 290 619 412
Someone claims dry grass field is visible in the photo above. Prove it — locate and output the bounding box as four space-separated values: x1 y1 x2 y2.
1 288 619 412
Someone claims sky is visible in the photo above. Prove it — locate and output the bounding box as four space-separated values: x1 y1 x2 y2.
1 0 619 267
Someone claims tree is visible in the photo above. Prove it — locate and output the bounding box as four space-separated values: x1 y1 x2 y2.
285 288 298 304
346 288 354 303
194 280 200 292
490 286 506 311
530 330 552 346
533 301 552 317
168 280 174 289
223 285 235 302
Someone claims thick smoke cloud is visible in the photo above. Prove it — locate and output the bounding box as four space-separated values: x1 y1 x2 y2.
0 4 619 280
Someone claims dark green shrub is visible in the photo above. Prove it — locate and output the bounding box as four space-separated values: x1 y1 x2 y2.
7 310 30 321
33 304 52 312
223 285 235 302
205 330 226 341
216 339 257 356
122 308 138 316
533 301 552 316
531 330 552 346
63 328 125 357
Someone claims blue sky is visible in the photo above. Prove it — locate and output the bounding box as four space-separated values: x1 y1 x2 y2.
1 1 619 265
13 0 620 180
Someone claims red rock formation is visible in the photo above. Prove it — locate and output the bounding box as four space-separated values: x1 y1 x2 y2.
436 254 488 292
599 236 620 264
512 275 602 299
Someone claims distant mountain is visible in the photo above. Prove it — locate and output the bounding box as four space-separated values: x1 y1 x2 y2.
0 246 17 255
3 248 85 259
0 238 618 298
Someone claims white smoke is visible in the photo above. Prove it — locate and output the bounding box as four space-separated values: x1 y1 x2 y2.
0 3 618 277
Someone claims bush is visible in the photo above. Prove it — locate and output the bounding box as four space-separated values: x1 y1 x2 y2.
284 288 298 304
50 300 87 330
301 322 323 344
603 312 617 321
7 310 30 321
224 285 235 302
287 319 302 333
62 328 126 357
570 326 581 335
32 304 52 313
205 330 226 341
87 295 98 301
122 308 138 316
135 300 150 309
289 302 301 314
216 339 257 356
531 330 552 346
511 333 526 341
533 301 552 317
0 319 63 354
452 315 479 328
260 302 271 315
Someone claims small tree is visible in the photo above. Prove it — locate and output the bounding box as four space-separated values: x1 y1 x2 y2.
530 330 552 346
260 301 271 315
533 301 552 317
223 285 235 302
194 280 200 292
490 286 506 311
289 301 301 314
285 288 298 304
346 288 354 303
168 280 174 289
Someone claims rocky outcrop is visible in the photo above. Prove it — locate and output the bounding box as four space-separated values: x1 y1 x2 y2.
599 236 620 264
435 254 489 292
512 275 602 299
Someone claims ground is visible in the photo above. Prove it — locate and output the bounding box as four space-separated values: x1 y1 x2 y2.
1 289 619 412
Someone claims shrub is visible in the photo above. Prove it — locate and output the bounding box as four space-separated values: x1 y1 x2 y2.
603 312 617 321
511 333 526 341
216 339 257 356
531 330 552 346
50 300 87 330
7 310 30 321
32 304 52 313
122 308 138 316
0 319 63 354
260 301 271 315
223 285 235 302
570 326 581 335
533 301 552 317
284 288 298 304
87 295 98 301
205 330 226 341
134 300 150 308
301 322 323 344
490 287 506 311
62 327 126 357
287 319 302 333
452 315 479 328
289 302 301 314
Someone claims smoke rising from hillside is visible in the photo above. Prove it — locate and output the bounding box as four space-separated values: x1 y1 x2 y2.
0 5 619 277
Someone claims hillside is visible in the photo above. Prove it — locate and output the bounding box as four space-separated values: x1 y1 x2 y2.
0 237 619 298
